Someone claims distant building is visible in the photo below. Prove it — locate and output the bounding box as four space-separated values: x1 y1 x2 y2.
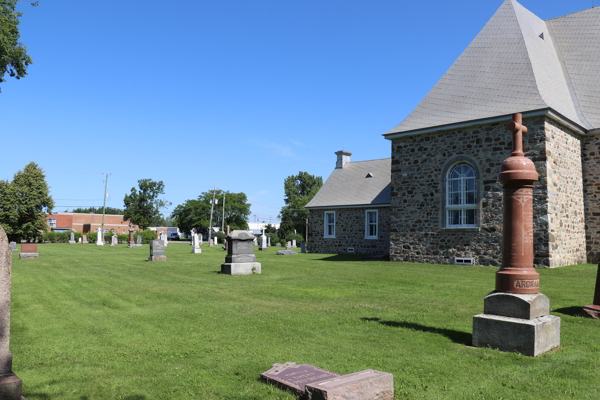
47 212 139 234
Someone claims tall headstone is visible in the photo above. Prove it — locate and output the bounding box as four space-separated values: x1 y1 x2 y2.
583 264 600 318
136 235 142 247
213 237 218 245
472 113 560 356
221 230 261 275
111 234 118 246
192 231 201 254
292 239 296 248
267 236 271 247
253 237 258 246
160 231 168 247
19 243 38 260
286 241 292 250
128 226 135 248
300 241 306 253
96 227 104 246
0 227 25 399
68 231 76 244
82 235 88 244
259 235 267 251
78 237 82 244
148 240 167 261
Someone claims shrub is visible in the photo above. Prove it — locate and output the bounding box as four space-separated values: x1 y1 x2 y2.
117 234 128 244
137 229 157 244
285 233 304 244
87 232 97 243
267 233 279 245
44 231 56 243
214 231 225 244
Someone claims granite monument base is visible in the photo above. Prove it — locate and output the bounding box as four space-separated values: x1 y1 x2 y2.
0 373 25 400
148 255 167 262
221 262 261 275
472 292 560 357
192 248 202 254
19 253 38 260
583 304 600 319
305 369 394 400
68 240 76 245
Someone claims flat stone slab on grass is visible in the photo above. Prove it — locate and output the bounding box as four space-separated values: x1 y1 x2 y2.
306 369 394 400
276 250 297 255
260 362 341 397
261 362 394 400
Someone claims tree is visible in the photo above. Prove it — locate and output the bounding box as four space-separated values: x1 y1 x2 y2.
171 190 251 235
279 172 323 239
0 162 54 241
71 207 125 215
1 0 33 88
123 179 170 230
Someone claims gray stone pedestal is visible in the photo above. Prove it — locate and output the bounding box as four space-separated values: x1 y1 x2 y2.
221 262 261 275
472 292 560 357
0 374 25 400
19 253 38 260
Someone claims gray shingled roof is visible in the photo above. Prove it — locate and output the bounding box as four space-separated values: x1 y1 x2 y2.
305 158 391 208
386 0 599 135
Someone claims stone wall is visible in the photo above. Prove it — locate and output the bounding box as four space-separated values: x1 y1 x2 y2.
388 116 573 268
582 133 600 263
307 207 390 255
544 119 587 267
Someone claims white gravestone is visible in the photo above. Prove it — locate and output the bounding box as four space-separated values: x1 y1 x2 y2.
111 235 118 246
259 235 267 251
192 231 202 254
160 231 168 247
96 228 104 246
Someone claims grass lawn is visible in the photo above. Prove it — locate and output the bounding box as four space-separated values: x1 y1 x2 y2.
10 243 600 400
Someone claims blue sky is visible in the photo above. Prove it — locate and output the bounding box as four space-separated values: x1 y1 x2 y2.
1 0 595 224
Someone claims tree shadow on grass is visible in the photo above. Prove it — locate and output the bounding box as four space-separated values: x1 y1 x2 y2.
80 396 145 400
553 306 586 317
361 317 472 346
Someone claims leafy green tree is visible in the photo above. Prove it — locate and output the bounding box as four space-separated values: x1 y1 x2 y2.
1 0 33 88
279 172 323 239
123 179 171 230
172 190 251 235
0 162 54 241
71 207 125 215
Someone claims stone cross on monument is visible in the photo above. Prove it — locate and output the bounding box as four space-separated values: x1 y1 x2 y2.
472 113 560 357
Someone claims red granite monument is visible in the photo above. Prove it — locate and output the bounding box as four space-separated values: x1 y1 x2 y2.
472 113 560 356
0 227 25 399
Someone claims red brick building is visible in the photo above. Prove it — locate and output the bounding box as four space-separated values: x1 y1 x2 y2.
47 212 140 234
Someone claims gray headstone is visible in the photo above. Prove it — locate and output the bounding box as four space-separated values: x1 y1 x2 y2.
82 235 88 244
149 240 167 261
0 226 24 398
292 240 296 248
111 235 118 246
300 241 306 253
9 242 17 252
221 230 261 275
136 235 142 244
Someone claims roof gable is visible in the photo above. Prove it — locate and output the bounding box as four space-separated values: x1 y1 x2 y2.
387 0 595 135
305 158 391 208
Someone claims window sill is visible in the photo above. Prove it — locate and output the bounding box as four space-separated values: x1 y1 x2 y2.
324 236 336 239
442 227 480 232
365 237 378 240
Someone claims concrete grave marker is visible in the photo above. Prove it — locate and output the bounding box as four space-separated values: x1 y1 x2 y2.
292 240 296 248
19 243 38 260
82 235 88 244
472 114 560 357
148 240 167 262
192 230 201 254
261 362 393 400
300 241 306 253
221 230 261 275
276 250 297 255
68 231 76 244
111 234 118 246
136 235 142 247
0 227 25 399
267 236 271 247
259 235 267 251
96 227 104 246
160 231 168 247
128 228 135 248
9 242 17 253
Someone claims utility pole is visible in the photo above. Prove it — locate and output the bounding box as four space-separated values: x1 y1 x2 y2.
221 192 226 232
208 187 216 246
101 173 111 241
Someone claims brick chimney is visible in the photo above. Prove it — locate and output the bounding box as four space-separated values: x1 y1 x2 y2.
335 150 352 169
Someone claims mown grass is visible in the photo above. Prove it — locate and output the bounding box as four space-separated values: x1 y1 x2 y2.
10 243 600 400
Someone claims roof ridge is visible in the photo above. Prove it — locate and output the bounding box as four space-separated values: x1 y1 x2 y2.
347 158 391 163
546 5 598 21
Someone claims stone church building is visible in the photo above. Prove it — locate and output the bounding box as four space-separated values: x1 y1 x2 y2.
307 0 600 268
